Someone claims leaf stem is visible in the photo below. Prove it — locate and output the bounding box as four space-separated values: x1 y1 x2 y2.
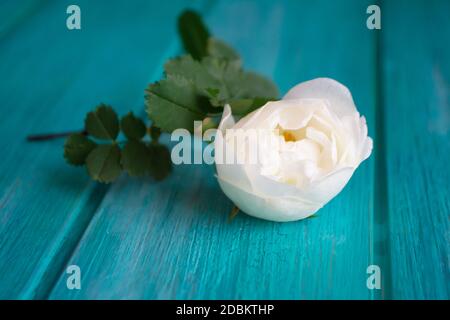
228 206 240 222
26 130 87 142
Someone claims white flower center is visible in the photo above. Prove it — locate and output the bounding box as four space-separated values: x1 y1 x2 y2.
258 107 342 188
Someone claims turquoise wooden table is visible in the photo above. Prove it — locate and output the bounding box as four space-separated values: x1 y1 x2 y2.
0 0 448 300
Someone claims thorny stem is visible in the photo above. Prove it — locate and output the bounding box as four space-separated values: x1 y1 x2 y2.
26 130 87 142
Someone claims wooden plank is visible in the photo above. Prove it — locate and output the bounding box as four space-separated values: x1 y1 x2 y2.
49 0 377 299
380 0 450 299
0 0 198 299
0 0 42 41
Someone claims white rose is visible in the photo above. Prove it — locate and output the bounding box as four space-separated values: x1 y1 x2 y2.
214 78 373 222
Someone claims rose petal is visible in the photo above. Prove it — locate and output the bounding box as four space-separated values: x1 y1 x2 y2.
217 177 320 222
215 104 253 193
217 104 235 133
283 78 357 118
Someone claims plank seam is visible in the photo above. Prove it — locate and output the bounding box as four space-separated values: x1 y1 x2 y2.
19 183 109 299
372 0 393 300
41 0 218 300
0 0 50 44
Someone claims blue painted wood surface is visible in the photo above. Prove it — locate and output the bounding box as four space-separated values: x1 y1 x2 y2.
380 0 450 299
0 0 448 299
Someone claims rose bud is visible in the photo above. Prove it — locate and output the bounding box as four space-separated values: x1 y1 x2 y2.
214 78 373 222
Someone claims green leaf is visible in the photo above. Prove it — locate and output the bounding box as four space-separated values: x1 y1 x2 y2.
148 144 172 181
64 133 96 166
121 140 150 177
204 65 278 103
240 72 279 98
85 104 119 140
164 55 243 97
86 144 122 183
201 56 242 86
200 57 247 104
178 10 210 60
165 55 242 103
229 97 274 115
205 69 279 110
205 87 220 98
149 125 161 141
207 38 240 61
148 53 278 132
164 55 220 91
120 112 146 140
145 75 206 132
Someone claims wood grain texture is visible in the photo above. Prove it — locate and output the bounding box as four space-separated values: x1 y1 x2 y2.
0 0 42 41
380 0 450 299
0 0 201 299
48 0 378 300
1 0 448 300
